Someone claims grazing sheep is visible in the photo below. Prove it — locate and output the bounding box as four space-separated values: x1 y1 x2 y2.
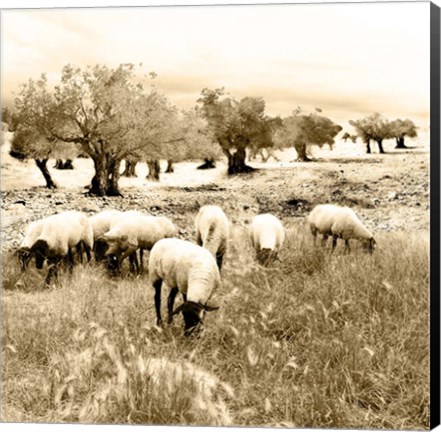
29 211 94 284
102 214 177 273
89 210 124 261
195 205 229 270
91 210 149 270
17 219 45 270
249 213 285 265
308 204 376 253
148 238 220 336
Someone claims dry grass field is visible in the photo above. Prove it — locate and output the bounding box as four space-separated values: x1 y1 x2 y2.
0 133 430 429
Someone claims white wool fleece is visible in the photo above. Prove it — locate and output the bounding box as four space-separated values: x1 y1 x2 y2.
35 211 93 257
103 214 176 253
89 209 123 241
331 207 373 240
149 238 220 305
20 219 45 250
249 213 285 252
195 205 229 257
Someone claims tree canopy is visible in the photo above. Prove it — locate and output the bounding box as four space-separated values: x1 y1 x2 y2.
274 110 342 161
389 118 418 148
197 88 276 174
350 113 394 154
12 64 179 195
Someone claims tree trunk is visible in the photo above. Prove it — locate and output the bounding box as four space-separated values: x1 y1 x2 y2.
107 158 122 196
197 158 216 170
376 139 385 154
295 143 311 162
122 160 137 177
227 148 254 174
146 160 160 181
395 137 407 149
63 159 74 169
35 159 57 189
88 154 122 196
366 140 371 154
54 159 74 169
165 160 174 173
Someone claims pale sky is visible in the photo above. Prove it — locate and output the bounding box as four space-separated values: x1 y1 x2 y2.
0 1 431 127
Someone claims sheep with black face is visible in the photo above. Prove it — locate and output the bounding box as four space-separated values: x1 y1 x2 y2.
17 219 45 270
148 238 220 336
101 213 176 273
28 211 93 284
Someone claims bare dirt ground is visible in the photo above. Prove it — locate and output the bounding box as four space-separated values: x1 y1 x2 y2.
1 130 429 252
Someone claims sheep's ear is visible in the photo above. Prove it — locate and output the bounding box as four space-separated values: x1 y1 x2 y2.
172 303 186 316
203 303 220 312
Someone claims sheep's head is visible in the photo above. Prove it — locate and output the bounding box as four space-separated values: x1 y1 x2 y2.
257 248 281 266
94 237 110 262
363 237 376 254
173 301 219 336
104 235 130 257
31 240 49 269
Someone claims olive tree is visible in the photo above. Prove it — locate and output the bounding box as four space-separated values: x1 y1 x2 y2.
389 118 418 149
197 88 275 174
274 110 342 161
13 64 176 196
350 113 392 154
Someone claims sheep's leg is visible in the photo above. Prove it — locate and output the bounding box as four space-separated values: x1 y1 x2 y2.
344 240 351 254
216 252 224 271
129 252 139 274
67 248 75 273
331 236 338 253
153 279 163 326
76 242 84 264
195 231 203 246
139 249 144 273
321 234 328 248
84 242 92 263
167 287 179 324
182 293 187 302
310 227 317 245
45 258 60 285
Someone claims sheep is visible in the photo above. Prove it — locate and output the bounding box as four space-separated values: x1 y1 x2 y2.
101 213 177 273
148 238 220 336
307 204 376 253
17 219 45 270
195 205 229 270
249 213 285 265
91 210 150 271
29 211 94 284
89 209 123 261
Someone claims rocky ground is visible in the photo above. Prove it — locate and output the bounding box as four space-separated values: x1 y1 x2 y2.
1 133 430 253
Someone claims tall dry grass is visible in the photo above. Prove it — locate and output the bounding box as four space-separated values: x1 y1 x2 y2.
1 224 430 429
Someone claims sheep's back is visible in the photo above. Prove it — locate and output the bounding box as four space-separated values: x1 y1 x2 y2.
89 210 123 240
331 208 372 240
149 238 219 301
195 206 229 254
37 211 90 256
20 220 45 249
250 214 285 251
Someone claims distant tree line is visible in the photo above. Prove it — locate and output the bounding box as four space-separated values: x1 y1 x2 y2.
349 113 418 154
2 63 418 196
